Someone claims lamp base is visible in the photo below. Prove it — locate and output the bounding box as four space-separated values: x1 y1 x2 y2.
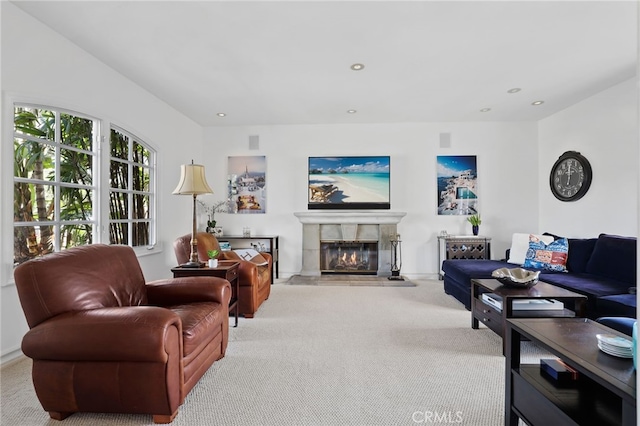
180 261 205 268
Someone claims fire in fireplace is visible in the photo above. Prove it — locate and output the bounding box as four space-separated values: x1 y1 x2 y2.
320 241 378 274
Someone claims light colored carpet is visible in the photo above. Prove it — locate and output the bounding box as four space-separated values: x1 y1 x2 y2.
1 280 546 425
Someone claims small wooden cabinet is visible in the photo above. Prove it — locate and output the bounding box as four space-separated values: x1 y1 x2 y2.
438 235 491 279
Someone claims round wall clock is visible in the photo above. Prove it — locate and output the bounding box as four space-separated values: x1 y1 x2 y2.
549 151 592 202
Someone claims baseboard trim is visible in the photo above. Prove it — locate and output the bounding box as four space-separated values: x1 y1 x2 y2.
1 349 25 367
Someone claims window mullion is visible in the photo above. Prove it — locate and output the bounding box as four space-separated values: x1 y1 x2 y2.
53 111 61 252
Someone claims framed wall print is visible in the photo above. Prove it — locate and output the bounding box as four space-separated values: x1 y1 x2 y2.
228 155 266 214
437 155 478 215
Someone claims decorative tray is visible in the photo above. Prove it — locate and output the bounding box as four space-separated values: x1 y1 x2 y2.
491 267 540 288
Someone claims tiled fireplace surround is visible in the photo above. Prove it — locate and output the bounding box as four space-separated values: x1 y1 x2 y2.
294 211 407 277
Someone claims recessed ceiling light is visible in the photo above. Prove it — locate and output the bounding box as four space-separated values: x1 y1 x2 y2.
507 88 521 93
531 101 544 106
216 113 226 117
350 63 365 71
480 108 491 112
347 109 357 114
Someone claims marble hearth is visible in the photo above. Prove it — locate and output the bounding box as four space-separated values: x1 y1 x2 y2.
294 211 407 277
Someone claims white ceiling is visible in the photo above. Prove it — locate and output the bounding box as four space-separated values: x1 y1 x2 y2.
11 1 638 127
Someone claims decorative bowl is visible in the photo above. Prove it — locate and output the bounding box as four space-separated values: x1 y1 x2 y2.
491 267 540 288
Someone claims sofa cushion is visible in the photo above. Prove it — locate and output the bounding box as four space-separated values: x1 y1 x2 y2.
566 238 597 273
507 233 554 265
540 272 632 298
597 294 637 319
585 234 637 285
524 236 568 272
442 259 517 286
596 316 636 336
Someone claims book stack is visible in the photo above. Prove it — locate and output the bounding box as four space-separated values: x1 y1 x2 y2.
219 241 231 251
540 358 579 385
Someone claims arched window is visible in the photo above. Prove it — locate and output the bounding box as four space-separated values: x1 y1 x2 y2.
12 104 156 266
109 127 156 247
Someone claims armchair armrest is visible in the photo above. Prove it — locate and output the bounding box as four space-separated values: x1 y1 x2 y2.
22 307 181 362
219 252 272 287
146 276 231 307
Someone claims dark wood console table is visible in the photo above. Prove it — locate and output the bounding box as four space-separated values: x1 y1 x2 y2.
505 318 636 426
171 260 240 327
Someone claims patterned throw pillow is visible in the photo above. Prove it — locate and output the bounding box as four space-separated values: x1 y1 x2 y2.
233 248 268 266
524 235 569 272
507 233 555 265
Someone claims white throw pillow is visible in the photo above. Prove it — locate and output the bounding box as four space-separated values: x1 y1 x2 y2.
507 233 554 265
233 248 268 266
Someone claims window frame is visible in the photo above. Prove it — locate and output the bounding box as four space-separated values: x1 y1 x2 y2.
7 100 159 280
107 125 157 249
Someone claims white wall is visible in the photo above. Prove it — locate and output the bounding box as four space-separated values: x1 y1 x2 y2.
538 79 638 237
203 122 540 278
0 3 203 361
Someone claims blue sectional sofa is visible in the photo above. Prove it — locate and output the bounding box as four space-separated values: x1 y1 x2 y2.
442 233 637 320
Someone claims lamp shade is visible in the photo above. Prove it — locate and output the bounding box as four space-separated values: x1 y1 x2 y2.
172 163 213 195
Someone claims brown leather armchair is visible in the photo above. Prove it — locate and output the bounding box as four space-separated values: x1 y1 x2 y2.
14 244 231 424
174 232 271 318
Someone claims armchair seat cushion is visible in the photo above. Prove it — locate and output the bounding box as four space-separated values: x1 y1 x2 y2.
170 302 224 359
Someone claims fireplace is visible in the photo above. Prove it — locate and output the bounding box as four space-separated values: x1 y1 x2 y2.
320 241 378 274
294 211 406 277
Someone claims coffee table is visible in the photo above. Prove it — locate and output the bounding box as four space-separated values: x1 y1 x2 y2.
505 318 636 426
471 278 587 353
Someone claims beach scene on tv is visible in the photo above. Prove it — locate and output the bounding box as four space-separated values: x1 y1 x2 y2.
437 155 478 215
308 156 390 205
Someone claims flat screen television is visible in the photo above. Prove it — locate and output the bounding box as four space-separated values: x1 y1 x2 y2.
308 156 390 210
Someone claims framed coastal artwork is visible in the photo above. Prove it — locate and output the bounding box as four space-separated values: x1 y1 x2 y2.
437 155 478 215
308 156 390 210
228 155 266 214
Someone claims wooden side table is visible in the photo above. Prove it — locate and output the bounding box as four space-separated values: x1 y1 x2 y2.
171 260 240 327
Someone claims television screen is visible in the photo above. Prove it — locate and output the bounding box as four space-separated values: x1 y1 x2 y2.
308 156 390 210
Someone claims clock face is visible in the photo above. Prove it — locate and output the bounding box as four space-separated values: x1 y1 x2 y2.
549 152 592 201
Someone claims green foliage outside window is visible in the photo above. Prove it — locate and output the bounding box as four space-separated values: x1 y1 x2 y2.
13 105 155 265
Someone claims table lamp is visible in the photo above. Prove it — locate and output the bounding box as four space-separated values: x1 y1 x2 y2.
173 161 213 268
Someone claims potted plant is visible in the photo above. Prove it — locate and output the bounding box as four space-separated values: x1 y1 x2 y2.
207 249 220 268
198 200 228 237
467 214 482 236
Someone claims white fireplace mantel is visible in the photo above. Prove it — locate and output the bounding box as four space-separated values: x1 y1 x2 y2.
294 211 407 276
294 211 406 224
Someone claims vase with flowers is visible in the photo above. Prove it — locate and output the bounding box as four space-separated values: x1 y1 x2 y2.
467 214 482 236
198 200 228 237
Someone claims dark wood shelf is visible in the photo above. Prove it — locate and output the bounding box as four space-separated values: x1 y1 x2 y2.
505 318 636 426
514 365 622 426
